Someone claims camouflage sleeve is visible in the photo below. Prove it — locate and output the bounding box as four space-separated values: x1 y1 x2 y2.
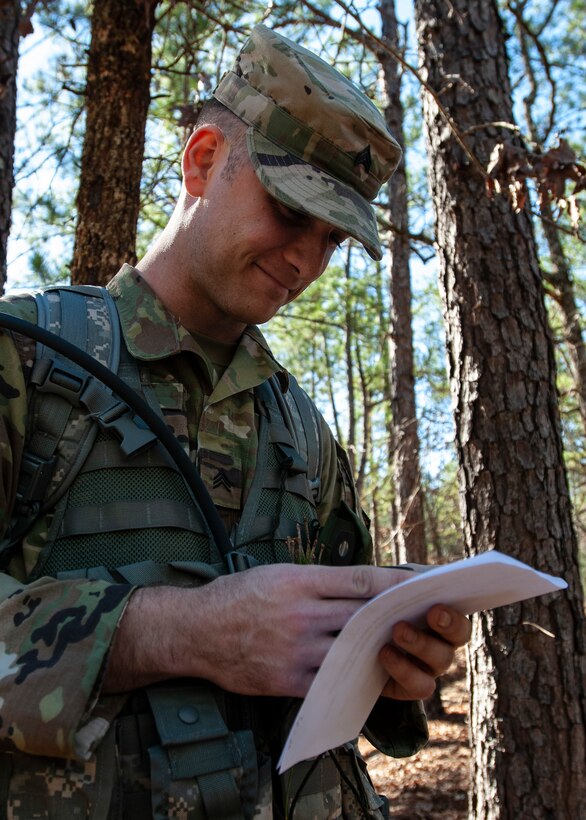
362 697 429 758
0 576 133 759
315 413 429 757
0 304 135 761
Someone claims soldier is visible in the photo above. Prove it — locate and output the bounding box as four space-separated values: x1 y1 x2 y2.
0 25 471 819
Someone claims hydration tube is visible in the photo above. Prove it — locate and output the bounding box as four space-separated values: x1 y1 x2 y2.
0 312 233 557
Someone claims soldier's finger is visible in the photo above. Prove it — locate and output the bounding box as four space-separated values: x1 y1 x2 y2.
390 621 456 679
378 646 437 701
425 605 472 648
308 564 414 600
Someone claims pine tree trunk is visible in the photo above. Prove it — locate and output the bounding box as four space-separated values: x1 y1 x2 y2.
380 0 427 565
70 0 158 285
0 0 20 294
413 1 586 816
323 330 343 443
344 246 357 475
356 344 371 498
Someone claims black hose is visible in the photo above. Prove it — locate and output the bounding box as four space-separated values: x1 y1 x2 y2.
0 312 233 557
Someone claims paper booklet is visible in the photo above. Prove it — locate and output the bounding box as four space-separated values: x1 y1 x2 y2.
277 550 567 773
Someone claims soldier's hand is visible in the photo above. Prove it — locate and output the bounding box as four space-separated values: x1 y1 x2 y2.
104 563 409 698
104 565 470 701
378 604 472 700
191 563 410 697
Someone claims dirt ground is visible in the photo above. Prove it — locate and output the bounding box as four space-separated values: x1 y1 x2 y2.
360 648 471 819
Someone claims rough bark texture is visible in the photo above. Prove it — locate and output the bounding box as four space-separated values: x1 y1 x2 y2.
0 0 20 294
413 1 586 817
380 0 427 565
70 0 158 285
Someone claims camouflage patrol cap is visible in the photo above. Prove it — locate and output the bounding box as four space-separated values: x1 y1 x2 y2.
213 24 401 261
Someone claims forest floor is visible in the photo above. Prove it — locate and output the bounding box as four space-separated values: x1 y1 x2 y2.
359 648 471 819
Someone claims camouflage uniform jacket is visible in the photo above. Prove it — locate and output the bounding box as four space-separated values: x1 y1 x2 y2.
0 266 427 794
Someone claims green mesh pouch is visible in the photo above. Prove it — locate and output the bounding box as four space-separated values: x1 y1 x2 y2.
33 457 213 578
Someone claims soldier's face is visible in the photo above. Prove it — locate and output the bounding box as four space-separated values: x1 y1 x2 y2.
185 155 347 341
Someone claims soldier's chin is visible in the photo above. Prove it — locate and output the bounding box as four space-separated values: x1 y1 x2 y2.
234 305 283 328
257 309 283 326
284 287 306 305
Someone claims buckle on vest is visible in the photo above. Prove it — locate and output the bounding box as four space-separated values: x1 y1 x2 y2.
16 451 57 506
95 400 158 457
274 442 308 475
225 551 260 573
33 359 88 405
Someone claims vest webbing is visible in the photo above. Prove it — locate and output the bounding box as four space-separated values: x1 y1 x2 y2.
6 285 322 579
3 285 328 819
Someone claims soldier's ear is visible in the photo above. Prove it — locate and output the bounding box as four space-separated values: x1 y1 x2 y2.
182 125 227 196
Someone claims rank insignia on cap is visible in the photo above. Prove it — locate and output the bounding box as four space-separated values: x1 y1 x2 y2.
354 146 373 174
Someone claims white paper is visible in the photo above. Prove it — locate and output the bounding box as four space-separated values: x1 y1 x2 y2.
278 550 567 772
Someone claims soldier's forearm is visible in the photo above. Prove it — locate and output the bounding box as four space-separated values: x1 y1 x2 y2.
102 585 201 692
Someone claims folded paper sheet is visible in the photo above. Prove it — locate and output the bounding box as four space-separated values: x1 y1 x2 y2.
278 550 567 772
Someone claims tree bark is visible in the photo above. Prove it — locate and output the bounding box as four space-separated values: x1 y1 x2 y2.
380 0 427 565
0 0 20 294
70 0 158 285
413 1 586 816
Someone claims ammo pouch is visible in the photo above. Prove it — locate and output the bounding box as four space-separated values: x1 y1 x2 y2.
318 501 372 567
115 682 389 820
121 680 259 820
51 562 261 819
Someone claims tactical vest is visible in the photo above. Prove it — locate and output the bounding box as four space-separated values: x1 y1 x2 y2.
0 286 383 820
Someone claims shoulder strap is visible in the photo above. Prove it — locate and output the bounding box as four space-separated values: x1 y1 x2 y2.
28 286 119 503
3 285 157 558
270 372 322 504
30 286 118 506
233 373 323 551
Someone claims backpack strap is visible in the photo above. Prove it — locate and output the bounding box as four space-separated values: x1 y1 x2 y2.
233 373 321 550
29 286 119 506
31 286 157 464
277 372 322 505
2 286 158 561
